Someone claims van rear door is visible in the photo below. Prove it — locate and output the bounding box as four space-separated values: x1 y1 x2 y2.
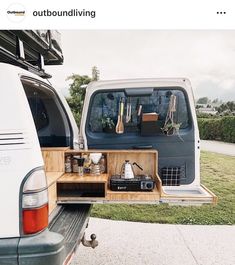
81 79 217 205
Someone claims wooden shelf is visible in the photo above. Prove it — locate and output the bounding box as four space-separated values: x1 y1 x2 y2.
65 149 158 176
41 147 70 151
57 150 159 203
42 148 161 204
57 173 108 183
57 173 108 200
57 196 106 202
65 149 157 154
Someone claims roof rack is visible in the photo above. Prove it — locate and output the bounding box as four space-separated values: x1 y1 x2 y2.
0 30 64 79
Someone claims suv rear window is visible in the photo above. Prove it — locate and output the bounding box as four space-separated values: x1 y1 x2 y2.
28 96 49 131
87 88 190 135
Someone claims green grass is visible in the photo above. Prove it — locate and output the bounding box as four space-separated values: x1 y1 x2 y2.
91 152 235 225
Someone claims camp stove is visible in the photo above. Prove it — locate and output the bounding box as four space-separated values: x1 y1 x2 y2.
110 175 155 191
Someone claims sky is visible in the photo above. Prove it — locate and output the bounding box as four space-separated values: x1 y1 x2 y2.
47 30 235 101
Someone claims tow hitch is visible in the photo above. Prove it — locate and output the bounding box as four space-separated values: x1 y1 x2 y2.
82 233 98 249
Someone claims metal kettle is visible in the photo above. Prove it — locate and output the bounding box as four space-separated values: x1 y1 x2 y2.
120 160 143 179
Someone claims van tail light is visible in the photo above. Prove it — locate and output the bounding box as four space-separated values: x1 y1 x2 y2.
21 169 48 235
23 204 48 234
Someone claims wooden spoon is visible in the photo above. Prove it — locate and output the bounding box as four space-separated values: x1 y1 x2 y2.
116 98 124 134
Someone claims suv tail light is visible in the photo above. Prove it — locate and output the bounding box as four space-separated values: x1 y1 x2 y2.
22 169 48 234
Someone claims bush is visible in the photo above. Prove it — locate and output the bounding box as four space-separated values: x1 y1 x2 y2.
198 116 235 143
220 116 235 143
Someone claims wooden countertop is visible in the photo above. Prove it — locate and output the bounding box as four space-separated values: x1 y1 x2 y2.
65 149 157 154
57 173 108 183
41 147 70 151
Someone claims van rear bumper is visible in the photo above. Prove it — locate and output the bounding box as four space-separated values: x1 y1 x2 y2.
18 229 65 265
0 204 91 265
0 230 64 265
0 238 19 264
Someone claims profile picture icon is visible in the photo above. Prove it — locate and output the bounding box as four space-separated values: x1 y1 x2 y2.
7 3 26 23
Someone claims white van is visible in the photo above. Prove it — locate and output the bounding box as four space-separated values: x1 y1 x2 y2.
0 30 216 265
0 62 97 264
0 30 97 265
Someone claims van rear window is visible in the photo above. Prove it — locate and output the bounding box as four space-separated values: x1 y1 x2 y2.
28 97 49 131
87 88 189 134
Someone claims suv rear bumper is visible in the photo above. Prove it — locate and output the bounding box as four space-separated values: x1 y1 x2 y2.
0 230 64 265
18 229 65 265
0 204 91 265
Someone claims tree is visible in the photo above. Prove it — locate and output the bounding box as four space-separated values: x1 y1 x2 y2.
66 67 100 126
212 98 219 104
66 74 91 126
217 101 235 114
197 97 209 104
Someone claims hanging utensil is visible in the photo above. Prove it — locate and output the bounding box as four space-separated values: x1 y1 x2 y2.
137 104 142 116
116 97 124 134
125 97 132 123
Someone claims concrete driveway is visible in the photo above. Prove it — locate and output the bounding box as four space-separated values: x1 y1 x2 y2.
72 218 235 265
201 140 235 156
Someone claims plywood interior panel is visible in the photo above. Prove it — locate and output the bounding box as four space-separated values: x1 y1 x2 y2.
46 172 64 187
48 182 57 214
41 148 69 214
45 172 64 215
107 152 157 177
41 148 68 172
106 187 160 201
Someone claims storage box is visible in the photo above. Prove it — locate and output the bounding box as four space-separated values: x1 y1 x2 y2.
141 120 164 136
142 113 159 122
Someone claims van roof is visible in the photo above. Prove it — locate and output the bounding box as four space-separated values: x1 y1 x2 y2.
0 63 51 84
87 78 192 93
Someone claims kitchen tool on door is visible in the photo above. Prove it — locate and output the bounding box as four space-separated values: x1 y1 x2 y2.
120 160 143 179
90 153 102 175
116 97 124 134
125 97 132 123
137 104 142 116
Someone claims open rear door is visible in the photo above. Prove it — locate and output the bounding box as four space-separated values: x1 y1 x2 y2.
160 184 217 205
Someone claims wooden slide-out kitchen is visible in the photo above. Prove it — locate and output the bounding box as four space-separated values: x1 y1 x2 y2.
42 147 217 215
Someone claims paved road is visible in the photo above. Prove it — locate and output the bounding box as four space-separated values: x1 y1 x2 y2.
72 218 235 265
201 140 235 156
